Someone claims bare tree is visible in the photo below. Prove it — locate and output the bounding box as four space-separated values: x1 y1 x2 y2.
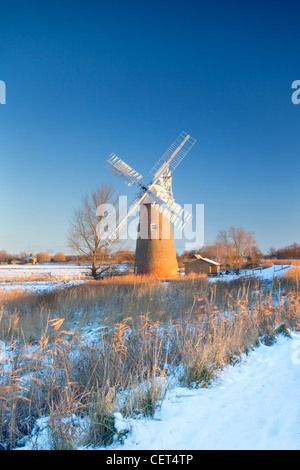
68 184 120 279
216 226 261 270
0 250 9 263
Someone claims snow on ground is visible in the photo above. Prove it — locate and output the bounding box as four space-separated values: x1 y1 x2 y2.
0 263 130 280
4 261 300 450
0 263 294 293
17 331 300 450
0 280 84 294
0 263 130 293
0 264 88 293
0 263 90 280
244 264 292 280
209 264 292 283
104 332 300 450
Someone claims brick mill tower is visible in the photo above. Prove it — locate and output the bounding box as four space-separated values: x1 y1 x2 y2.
105 132 196 278
134 194 178 277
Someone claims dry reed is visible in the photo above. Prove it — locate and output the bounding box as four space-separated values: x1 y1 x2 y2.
0 271 299 449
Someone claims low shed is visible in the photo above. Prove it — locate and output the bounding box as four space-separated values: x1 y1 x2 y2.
184 254 221 275
25 254 37 265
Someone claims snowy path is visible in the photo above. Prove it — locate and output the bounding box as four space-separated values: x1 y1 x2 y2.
111 332 300 450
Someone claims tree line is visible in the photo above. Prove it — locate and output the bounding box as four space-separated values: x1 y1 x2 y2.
268 243 300 260
0 251 68 264
0 249 135 265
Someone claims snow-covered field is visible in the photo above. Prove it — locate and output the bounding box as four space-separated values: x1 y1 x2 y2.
0 263 293 294
0 280 86 293
19 331 300 450
209 264 292 283
0 263 130 293
4 261 299 451
0 264 88 293
0 263 90 280
102 332 300 451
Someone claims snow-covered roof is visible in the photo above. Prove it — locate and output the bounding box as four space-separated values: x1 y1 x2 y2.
193 254 220 265
25 255 37 261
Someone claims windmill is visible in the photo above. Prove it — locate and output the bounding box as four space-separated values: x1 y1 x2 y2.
105 131 196 277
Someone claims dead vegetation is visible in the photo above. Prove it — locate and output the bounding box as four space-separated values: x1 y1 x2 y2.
0 270 299 449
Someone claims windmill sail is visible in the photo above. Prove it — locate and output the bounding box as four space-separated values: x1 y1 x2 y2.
104 131 196 245
104 194 147 247
149 195 192 231
106 154 143 187
150 132 196 180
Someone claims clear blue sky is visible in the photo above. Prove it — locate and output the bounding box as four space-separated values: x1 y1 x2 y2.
0 0 299 255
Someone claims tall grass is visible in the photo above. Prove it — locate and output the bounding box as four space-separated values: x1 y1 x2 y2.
0 271 299 449
261 259 300 267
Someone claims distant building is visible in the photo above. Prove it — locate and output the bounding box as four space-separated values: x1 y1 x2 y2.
184 254 221 275
7 259 22 265
24 254 37 265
